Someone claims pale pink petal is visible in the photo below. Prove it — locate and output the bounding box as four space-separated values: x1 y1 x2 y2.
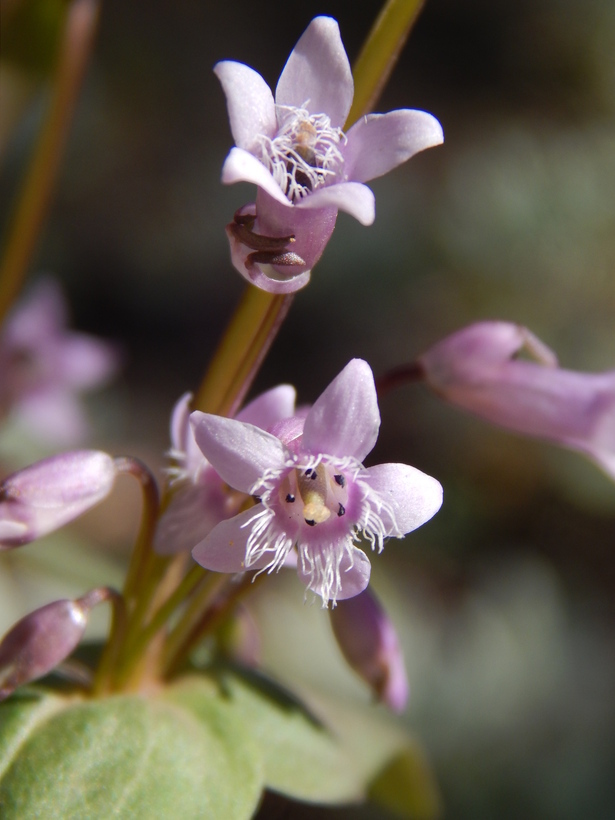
170 392 193 455
214 61 277 151
296 542 371 602
303 359 380 461
364 463 443 535
190 412 288 493
221 147 291 205
154 479 228 556
192 507 271 573
16 390 90 445
237 385 296 429
336 547 372 600
275 16 353 127
344 110 444 183
254 188 339 270
296 181 375 225
56 333 119 390
3 277 66 347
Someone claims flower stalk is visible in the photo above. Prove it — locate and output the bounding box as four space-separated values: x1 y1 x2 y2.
0 0 101 323
347 0 426 126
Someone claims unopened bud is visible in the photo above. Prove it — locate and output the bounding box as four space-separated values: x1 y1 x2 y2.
419 321 615 480
330 588 408 712
0 450 117 549
0 587 113 700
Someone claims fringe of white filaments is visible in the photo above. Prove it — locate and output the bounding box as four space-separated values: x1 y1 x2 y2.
256 107 346 202
242 505 293 572
355 478 401 552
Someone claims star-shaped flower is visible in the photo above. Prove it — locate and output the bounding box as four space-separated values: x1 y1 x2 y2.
191 359 442 605
216 16 443 293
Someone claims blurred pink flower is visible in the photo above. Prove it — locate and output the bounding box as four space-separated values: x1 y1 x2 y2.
191 359 442 605
216 16 443 293
419 321 615 479
0 277 120 445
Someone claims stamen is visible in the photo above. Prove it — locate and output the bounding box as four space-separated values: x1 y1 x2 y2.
256 106 345 202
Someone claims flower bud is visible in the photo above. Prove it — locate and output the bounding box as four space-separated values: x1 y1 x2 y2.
419 321 615 479
0 588 111 699
330 588 409 712
0 450 117 549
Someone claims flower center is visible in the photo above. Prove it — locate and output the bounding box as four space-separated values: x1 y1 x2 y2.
257 106 346 203
280 463 348 527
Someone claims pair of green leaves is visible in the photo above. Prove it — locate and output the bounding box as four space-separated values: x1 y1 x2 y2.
0 667 440 818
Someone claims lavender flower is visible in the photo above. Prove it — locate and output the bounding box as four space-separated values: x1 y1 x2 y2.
154 386 296 555
330 587 408 712
216 16 443 293
0 450 117 548
191 360 442 605
0 277 119 445
419 321 615 479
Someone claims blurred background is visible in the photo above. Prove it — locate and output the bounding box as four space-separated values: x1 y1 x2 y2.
1 0 615 817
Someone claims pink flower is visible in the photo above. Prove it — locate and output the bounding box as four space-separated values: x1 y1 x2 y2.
191 360 442 605
330 587 408 712
216 16 443 293
0 450 118 548
154 385 297 555
0 277 119 445
419 321 615 479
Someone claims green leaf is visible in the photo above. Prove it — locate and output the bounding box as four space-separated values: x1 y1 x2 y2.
186 668 365 804
288 686 442 818
0 685 263 820
368 746 442 820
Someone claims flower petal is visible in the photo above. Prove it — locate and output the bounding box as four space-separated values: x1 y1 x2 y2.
364 463 443 535
226 225 313 293
303 359 380 461
15 389 89 446
336 547 372 600
190 413 288 493
214 60 277 151
296 542 371 603
154 479 228 555
192 507 271 573
237 385 296 430
296 181 375 225
275 16 353 127
221 147 291 206
344 110 444 183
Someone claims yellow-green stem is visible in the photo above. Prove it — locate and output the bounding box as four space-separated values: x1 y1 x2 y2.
112 563 206 688
0 0 100 323
163 571 267 679
161 572 228 672
92 456 161 694
193 287 293 416
347 0 426 127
